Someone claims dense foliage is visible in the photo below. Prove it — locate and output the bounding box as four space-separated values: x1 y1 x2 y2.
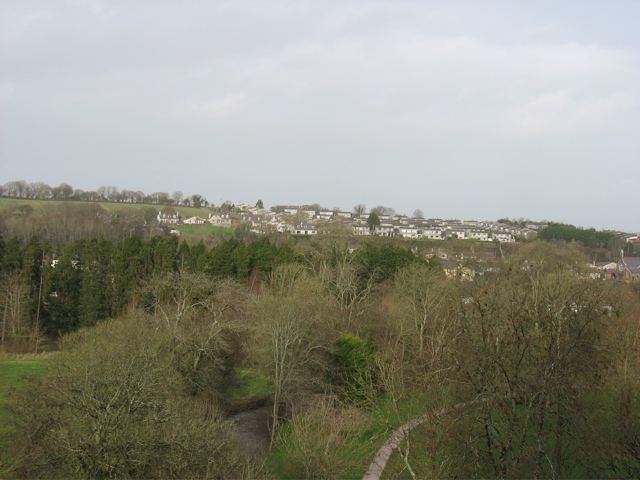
2 231 640 479
0 234 426 340
538 223 615 248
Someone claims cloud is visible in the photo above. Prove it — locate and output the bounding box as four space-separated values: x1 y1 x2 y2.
2 1 639 231
502 89 631 137
521 42 635 83
169 93 251 120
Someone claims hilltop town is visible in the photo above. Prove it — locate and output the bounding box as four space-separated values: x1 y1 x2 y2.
163 203 639 245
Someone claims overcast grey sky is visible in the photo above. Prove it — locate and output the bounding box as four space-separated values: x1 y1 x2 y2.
1 0 638 231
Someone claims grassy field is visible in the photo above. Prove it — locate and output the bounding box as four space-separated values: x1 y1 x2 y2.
0 355 48 477
0 356 48 435
0 197 218 220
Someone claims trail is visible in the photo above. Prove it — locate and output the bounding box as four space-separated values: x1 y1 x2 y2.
362 398 485 480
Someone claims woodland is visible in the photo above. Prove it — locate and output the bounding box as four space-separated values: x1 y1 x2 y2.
1 199 640 479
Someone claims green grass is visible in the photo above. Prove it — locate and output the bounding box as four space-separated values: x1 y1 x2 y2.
226 368 271 411
269 387 459 479
0 356 47 433
0 197 217 220
0 356 48 477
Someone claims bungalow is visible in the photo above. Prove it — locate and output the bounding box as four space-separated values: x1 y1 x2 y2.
294 224 317 235
240 214 262 224
208 213 232 226
183 216 206 225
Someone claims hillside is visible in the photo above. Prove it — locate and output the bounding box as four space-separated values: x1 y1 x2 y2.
0 197 216 220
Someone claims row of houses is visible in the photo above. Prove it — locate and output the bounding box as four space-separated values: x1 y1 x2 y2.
159 205 638 246
159 206 537 242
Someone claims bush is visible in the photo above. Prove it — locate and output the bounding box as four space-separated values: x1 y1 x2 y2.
7 314 251 479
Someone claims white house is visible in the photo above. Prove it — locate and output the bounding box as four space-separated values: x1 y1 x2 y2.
208 213 232 226
157 211 180 225
398 225 420 238
468 230 491 241
351 223 371 235
494 233 515 242
183 216 206 225
423 227 444 240
377 223 395 237
294 224 318 235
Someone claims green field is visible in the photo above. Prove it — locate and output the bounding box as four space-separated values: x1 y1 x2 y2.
0 197 218 220
0 356 48 477
0 356 47 435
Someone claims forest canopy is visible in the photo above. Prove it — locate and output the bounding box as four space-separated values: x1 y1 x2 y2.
1 229 640 479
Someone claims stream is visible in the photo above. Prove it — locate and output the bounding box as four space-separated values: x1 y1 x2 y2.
228 405 272 457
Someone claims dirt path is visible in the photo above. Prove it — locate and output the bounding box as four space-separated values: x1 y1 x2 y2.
362 398 485 480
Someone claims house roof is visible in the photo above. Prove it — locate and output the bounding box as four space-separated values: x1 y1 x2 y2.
622 257 640 275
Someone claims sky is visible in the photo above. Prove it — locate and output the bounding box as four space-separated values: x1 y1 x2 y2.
1 1 638 232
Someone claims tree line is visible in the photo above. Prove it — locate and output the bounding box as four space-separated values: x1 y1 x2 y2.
0 234 430 343
1 180 210 207
538 222 616 248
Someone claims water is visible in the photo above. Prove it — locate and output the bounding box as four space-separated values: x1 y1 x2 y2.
228 405 272 456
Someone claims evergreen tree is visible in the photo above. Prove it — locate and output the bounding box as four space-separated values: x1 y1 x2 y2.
78 239 112 327
206 239 241 278
232 242 251 279
21 237 50 332
112 236 145 314
153 235 178 274
3 237 23 271
44 242 83 335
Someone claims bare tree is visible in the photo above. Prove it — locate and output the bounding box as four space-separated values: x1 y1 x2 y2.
453 248 610 478
251 264 327 447
50 183 73 200
172 190 184 205
253 293 323 447
392 263 459 381
371 206 395 217
27 182 52 199
0 272 30 345
353 204 367 215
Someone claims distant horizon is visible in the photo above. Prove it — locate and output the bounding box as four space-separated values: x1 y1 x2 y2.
1 178 636 234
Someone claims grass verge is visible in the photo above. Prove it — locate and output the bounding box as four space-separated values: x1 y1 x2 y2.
0 355 48 477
